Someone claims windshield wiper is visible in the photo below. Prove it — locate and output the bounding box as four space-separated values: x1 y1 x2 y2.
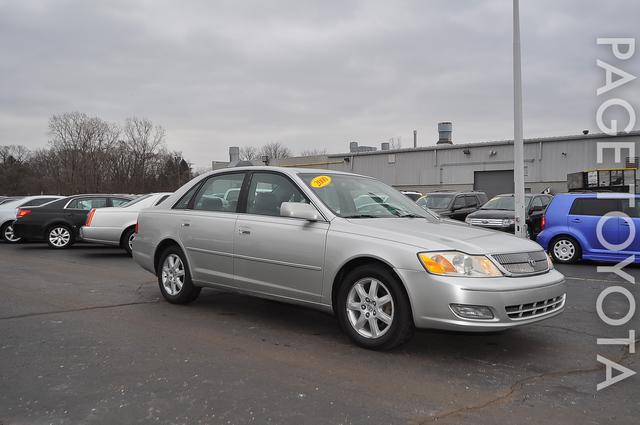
342 214 379 218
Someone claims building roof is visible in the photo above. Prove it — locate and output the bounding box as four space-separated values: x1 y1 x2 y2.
327 130 640 158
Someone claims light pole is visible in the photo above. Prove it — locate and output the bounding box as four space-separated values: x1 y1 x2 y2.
513 0 527 238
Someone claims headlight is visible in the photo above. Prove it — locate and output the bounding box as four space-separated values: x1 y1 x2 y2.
502 218 515 226
546 252 554 270
465 217 472 224
418 251 503 277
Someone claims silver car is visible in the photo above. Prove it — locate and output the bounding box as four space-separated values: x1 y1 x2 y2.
132 167 566 350
80 193 171 255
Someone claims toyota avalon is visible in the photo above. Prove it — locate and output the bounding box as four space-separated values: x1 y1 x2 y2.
132 167 566 350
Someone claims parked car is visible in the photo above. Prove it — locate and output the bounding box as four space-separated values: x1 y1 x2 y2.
537 193 640 264
12 194 134 249
416 191 488 221
0 195 64 243
400 191 422 202
80 193 171 255
0 197 22 205
465 193 553 239
132 167 565 350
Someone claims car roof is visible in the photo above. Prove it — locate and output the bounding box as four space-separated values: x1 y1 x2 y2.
207 166 364 178
552 192 640 198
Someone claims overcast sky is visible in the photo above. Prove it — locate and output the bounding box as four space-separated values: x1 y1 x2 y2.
1 0 639 167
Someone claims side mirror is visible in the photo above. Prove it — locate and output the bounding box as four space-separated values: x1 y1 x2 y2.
280 202 321 221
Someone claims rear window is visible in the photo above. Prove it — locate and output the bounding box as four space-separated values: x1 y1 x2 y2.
569 198 620 216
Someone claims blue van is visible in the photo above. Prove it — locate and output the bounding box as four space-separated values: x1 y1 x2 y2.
536 193 640 264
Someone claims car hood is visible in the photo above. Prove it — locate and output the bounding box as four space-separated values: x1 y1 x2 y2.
336 217 541 255
467 209 516 219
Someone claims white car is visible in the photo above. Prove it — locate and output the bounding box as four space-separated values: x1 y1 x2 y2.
0 195 64 243
80 193 171 254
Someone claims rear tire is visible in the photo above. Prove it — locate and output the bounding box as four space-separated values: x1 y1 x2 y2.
336 264 414 350
549 236 581 264
1 221 21 243
121 227 136 256
46 225 74 249
157 246 201 304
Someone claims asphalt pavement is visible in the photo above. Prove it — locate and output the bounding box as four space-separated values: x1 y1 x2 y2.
0 242 638 425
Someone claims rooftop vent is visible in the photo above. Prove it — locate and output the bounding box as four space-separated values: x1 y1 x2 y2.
437 122 453 145
229 146 240 162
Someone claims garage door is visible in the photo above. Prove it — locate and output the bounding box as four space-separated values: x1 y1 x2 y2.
474 170 514 199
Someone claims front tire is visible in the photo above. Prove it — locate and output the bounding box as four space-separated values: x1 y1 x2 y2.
337 264 414 350
47 225 74 249
157 246 201 304
550 236 581 264
1 221 21 243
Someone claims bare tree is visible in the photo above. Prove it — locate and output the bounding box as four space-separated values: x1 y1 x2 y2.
239 146 259 161
1 112 193 196
299 148 327 157
123 117 166 192
260 142 291 160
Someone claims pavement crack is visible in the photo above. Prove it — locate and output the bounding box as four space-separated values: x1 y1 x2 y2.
412 345 635 424
0 300 160 321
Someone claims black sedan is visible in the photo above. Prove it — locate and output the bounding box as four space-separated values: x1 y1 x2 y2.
12 194 134 249
464 193 553 239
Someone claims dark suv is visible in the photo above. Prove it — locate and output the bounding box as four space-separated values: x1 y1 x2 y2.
465 193 553 239
416 191 488 221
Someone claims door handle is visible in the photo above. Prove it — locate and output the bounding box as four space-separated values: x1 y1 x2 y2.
182 223 190 227
238 227 251 235
570 218 581 223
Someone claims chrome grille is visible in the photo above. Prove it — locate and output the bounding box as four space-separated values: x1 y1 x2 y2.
467 218 504 227
506 294 565 320
492 251 549 275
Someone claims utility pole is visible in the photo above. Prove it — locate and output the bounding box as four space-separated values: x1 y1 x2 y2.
513 0 527 238
413 130 417 148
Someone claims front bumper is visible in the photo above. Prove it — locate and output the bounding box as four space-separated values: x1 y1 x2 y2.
79 226 121 246
397 268 566 331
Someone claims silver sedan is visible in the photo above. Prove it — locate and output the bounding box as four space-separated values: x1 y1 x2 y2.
132 167 565 350
80 193 171 255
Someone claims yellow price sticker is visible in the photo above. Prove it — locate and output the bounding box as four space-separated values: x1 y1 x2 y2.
310 175 332 188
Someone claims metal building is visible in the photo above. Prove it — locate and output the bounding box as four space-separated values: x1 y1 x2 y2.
217 126 640 198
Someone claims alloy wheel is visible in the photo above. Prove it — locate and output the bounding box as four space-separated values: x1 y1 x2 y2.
161 254 185 295
4 224 21 242
128 232 135 252
346 278 395 339
49 227 71 247
553 239 575 261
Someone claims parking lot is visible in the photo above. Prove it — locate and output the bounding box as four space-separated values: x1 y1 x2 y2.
0 242 638 425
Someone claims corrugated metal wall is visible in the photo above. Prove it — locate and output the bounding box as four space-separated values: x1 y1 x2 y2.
325 134 639 193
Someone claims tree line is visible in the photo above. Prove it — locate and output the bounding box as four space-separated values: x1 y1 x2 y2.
0 112 191 196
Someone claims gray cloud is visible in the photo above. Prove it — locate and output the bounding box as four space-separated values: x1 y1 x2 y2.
1 0 639 167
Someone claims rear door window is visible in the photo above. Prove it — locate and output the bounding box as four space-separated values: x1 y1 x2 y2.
569 198 621 216
111 198 132 207
192 173 246 212
67 197 108 210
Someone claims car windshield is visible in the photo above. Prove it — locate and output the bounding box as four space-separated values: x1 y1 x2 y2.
422 194 454 209
299 173 436 219
481 195 532 210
